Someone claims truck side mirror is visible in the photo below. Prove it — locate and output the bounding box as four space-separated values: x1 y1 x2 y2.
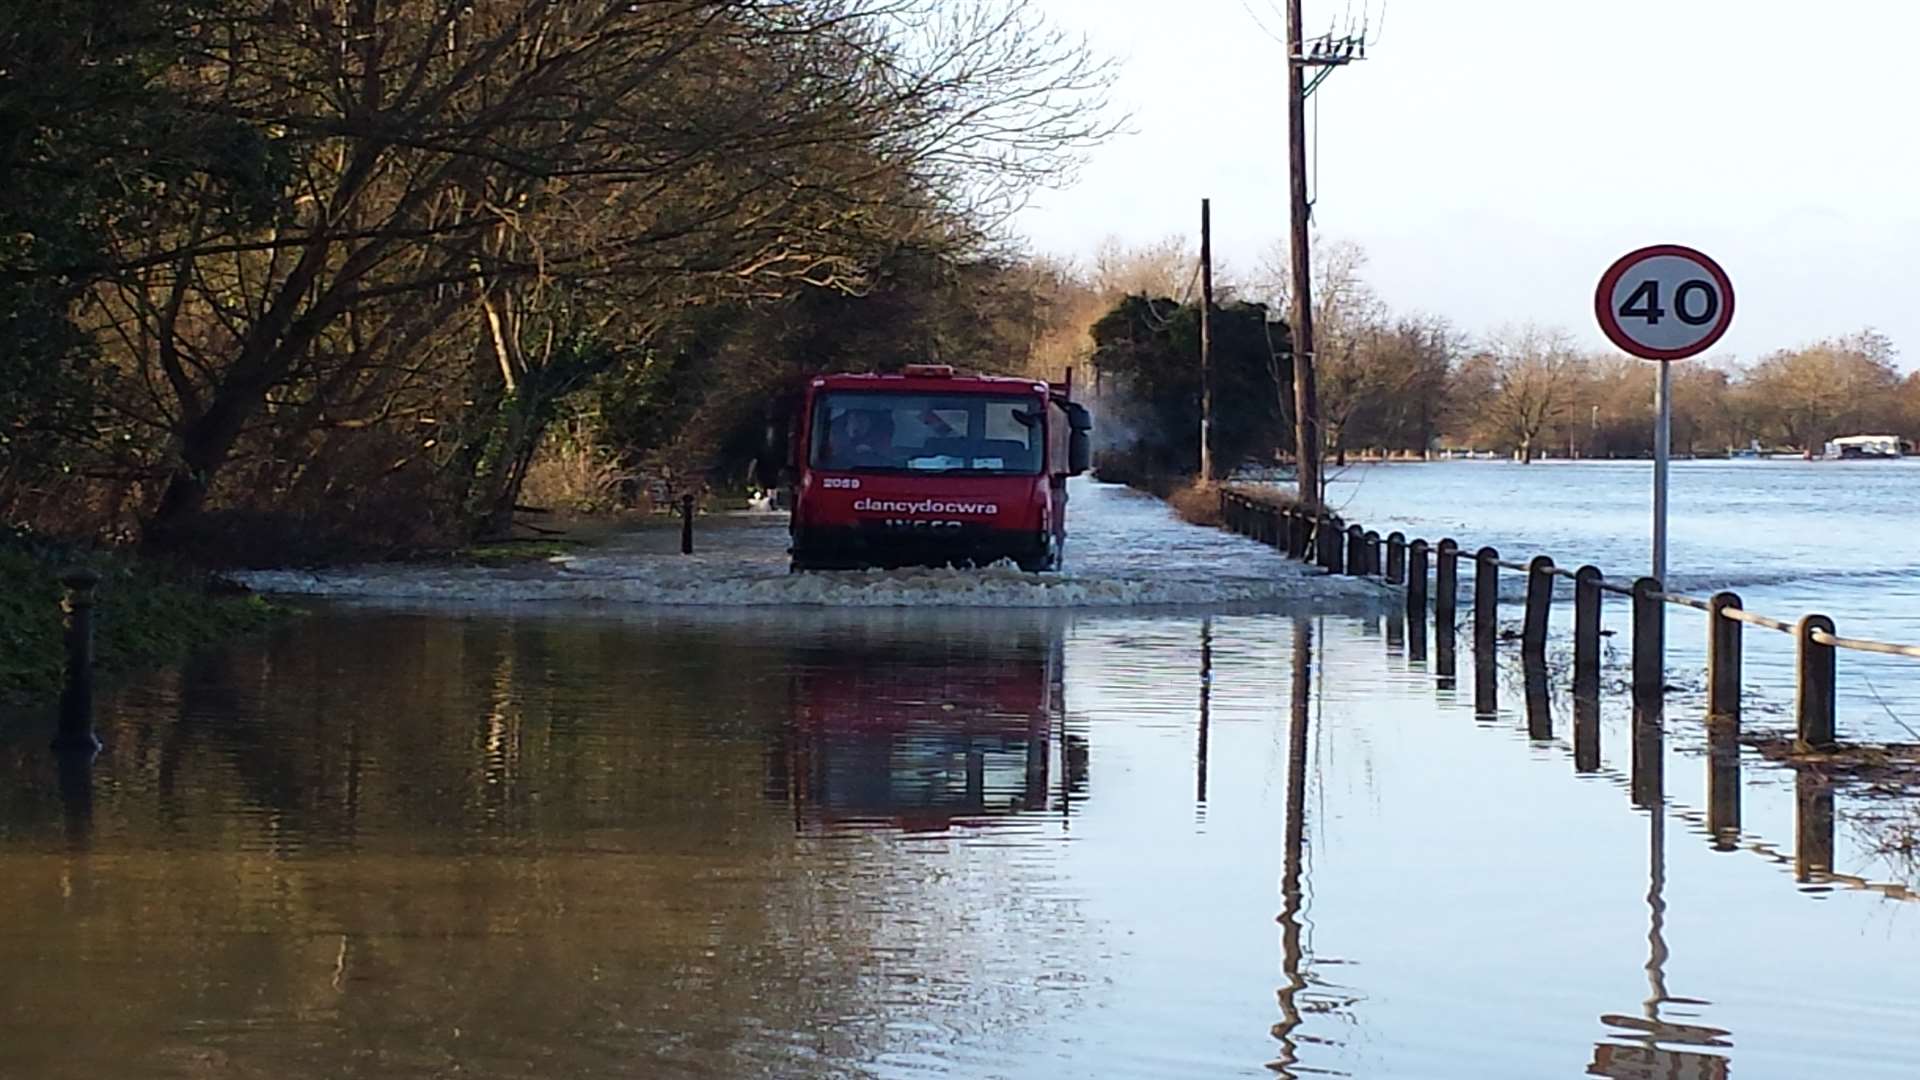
1069 430 1091 476
1064 402 1092 475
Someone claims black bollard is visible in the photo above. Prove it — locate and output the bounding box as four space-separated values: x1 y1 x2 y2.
680 493 695 555
1345 525 1365 577
1385 532 1406 585
1365 531 1382 577
53 570 102 754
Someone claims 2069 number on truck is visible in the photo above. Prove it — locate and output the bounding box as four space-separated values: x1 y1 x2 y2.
781 365 1091 572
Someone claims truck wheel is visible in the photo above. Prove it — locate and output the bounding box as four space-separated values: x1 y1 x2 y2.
1018 538 1063 574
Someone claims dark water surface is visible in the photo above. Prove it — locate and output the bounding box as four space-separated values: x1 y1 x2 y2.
4 604 1918 1078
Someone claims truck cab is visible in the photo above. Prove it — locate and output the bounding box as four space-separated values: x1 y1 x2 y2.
785 366 1092 572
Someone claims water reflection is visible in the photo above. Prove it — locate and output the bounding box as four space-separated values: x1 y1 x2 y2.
1631 696 1664 810
1797 769 1837 885
1706 716 1742 851
1434 615 1457 692
1197 618 1212 807
1270 619 1314 1077
1592 801 1733 1078
55 750 94 850
1474 639 1499 719
3 600 1918 1079
767 616 1071 832
1526 654 1556 743
1 609 1111 1079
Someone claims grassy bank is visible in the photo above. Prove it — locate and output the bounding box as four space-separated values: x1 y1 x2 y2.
0 533 285 708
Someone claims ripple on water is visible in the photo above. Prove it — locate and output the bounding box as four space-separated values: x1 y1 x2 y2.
230 479 1390 610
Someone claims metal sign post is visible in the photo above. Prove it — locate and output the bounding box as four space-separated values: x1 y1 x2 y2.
1653 359 1670 583
1595 244 1735 584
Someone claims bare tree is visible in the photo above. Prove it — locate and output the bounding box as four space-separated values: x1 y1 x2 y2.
1741 330 1903 455
71 0 1117 542
1460 325 1578 463
1089 234 1194 301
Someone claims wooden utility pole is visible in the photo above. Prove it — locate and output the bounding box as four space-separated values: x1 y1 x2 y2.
1199 198 1215 482
1285 0 1321 511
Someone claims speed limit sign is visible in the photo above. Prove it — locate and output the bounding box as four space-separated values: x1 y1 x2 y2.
1595 243 1734 586
1595 244 1735 361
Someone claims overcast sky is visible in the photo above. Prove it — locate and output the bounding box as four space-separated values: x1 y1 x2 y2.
1015 0 1920 368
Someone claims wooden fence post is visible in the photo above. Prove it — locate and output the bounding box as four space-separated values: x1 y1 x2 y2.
1473 547 1499 654
1385 532 1406 585
1631 577 1664 702
1406 540 1429 619
1434 539 1459 628
1795 613 1837 751
1573 566 1603 697
1707 591 1743 722
1522 556 1555 657
681 493 695 554
1317 516 1341 572
1364 531 1382 577
1345 525 1365 577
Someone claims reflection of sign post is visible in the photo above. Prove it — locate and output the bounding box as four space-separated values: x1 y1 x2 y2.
1589 1042 1731 1080
1595 245 1735 583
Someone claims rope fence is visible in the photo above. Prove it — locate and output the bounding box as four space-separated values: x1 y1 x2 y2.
1218 488 1920 752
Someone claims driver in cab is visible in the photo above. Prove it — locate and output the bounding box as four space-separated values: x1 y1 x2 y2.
827 408 898 469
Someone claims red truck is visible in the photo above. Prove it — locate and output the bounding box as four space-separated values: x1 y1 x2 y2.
785 365 1091 572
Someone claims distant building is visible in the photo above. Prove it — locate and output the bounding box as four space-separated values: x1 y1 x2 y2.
1821 434 1908 460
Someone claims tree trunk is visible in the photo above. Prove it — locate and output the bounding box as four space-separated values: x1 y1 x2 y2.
144 379 275 546
465 389 542 540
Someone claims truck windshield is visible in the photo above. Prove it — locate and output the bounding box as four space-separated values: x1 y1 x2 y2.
811 391 1044 475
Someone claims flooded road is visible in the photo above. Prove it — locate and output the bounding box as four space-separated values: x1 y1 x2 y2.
4 482 1919 1078
5 604 1919 1078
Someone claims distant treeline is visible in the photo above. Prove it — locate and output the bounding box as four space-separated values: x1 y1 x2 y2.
1085 241 1920 475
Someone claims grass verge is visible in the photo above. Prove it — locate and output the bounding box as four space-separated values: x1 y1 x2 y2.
1 533 287 708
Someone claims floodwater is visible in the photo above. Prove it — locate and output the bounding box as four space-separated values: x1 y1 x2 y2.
1324 459 1920 742
3 480 1919 1078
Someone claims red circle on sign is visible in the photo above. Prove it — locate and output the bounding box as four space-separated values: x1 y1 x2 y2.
1594 244 1735 361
